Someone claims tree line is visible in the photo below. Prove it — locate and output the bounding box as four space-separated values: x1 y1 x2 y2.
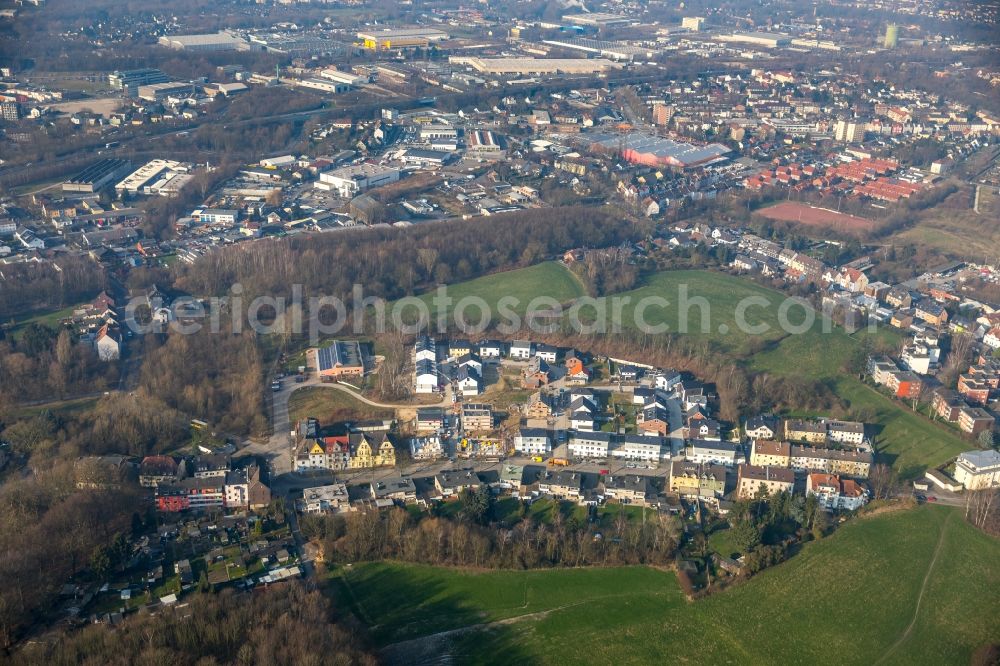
301 490 682 571
11 583 376 666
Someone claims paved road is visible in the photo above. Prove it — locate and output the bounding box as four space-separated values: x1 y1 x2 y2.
240 373 448 476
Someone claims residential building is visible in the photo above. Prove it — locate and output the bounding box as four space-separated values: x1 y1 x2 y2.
603 475 650 506
826 420 866 445
784 419 828 444
95 324 122 361
461 403 493 432
297 483 350 514
957 407 995 437
669 461 727 499
806 474 869 511
931 389 966 422
736 464 795 499
410 435 445 460
745 415 779 440
611 435 663 462
569 431 612 458
686 440 742 466
416 407 445 431
789 445 873 478
347 432 396 468
953 449 1000 489
514 428 551 455
749 440 791 468
509 340 532 360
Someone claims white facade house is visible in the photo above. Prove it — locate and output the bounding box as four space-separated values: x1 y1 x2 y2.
984 327 1000 350
509 340 532 360
655 370 683 391
611 436 663 462
534 344 558 363
478 340 504 358
569 432 612 459
806 474 869 511
570 410 595 431
95 326 122 361
414 360 438 394
826 420 866 446
410 436 445 460
514 428 551 455
954 449 1000 490
686 440 742 466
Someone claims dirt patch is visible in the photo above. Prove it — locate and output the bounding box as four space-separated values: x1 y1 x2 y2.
759 202 874 233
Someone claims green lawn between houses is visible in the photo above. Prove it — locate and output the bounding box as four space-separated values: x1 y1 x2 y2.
412 265 968 477
327 506 999 665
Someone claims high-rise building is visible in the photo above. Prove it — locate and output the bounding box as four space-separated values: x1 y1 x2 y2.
682 16 705 31
0 101 20 121
884 24 898 49
834 119 864 143
652 103 675 127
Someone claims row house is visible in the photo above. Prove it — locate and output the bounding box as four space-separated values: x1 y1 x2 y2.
789 444 873 478
736 464 794 499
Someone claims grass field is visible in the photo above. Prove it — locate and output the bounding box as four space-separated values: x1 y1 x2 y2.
329 506 1000 665
287 386 392 424
2 302 84 339
609 269 794 355
404 261 586 324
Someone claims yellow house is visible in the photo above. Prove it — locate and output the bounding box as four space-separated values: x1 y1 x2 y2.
750 440 791 468
784 419 828 444
348 433 396 468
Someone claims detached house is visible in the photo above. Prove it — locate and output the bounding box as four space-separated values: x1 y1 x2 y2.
806 473 869 511
95 324 122 361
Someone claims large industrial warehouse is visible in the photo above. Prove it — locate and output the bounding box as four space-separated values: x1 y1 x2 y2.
585 133 731 169
449 56 621 75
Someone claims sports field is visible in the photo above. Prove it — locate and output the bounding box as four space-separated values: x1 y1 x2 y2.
759 202 874 234
330 506 1000 665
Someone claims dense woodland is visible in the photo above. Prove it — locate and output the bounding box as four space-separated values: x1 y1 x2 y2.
175 207 644 305
0 257 107 321
138 328 267 437
12 583 376 666
0 466 142 648
0 326 118 405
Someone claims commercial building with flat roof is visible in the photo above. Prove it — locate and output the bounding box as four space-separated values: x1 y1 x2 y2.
716 32 792 48
357 27 448 50
109 68 170 97
311 340 365 379
64 159 133 193
316 164 400 198
585 132 730 169
450 56 621 75
541 38 657 62
562 12 631 28
159 32 247 52
116 159 189 195
137 81 195 101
